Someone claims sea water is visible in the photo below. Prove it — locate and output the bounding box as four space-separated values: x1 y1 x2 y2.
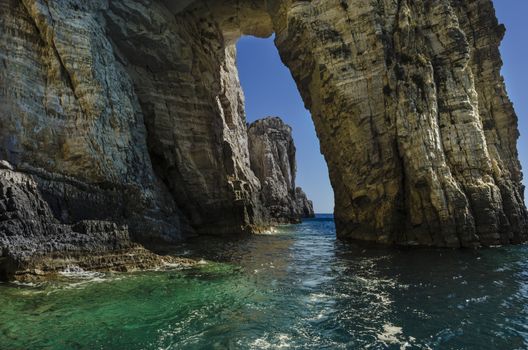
1 215 527 349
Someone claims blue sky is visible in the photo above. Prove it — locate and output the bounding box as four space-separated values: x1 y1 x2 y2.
236 0 527 213
494 1 528 203
237 35 334 213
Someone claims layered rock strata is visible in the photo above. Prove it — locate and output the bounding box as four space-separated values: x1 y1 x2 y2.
0 163 194 281
248 117 315 223
0 0 192 245
105 1 267 236
0 0 525 275
270 0 527 246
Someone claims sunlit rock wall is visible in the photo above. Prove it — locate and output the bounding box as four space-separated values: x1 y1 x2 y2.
0 0 526 269
270 0 527 246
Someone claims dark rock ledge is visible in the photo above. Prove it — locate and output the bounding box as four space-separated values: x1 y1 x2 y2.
0 165 195 282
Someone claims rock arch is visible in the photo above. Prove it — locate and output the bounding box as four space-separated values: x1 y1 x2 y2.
113 0 527 247
0 0 527 252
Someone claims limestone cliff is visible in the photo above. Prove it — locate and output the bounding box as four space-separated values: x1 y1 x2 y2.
0 0 193 246
270 0 527 247
0 0 526 278
104 1 267 236
248 117 315 223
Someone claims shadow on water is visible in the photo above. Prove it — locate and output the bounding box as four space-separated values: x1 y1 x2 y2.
1 215 527 349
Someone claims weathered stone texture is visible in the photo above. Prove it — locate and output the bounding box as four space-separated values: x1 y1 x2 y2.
295 187 315 219
0 163 197 281
105 1 267 235
0 166 123 280
271 0 527 246
0 0 526 277
0 0 190 245
248 117 315 223
452 0 527 243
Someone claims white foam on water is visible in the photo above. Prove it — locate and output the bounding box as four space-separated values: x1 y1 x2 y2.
378 293 393 306
377 324 403 345
376 325 421 350
12 281 39 287
249 333 292 349
275 334 292 348
162 262 187 269
307 292 328 303
60 277 108 290
258 227 278 235
250 338 272 349
58 265 105 279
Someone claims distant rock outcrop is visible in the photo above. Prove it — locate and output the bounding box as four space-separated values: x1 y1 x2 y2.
295 187 315 219
248 117 315 223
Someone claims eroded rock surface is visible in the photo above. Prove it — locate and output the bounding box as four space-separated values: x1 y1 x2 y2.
271 0 527 246
0 0 526 276
0 165 194 281
248 117 314 223
295 187 316 219
0 0 192 245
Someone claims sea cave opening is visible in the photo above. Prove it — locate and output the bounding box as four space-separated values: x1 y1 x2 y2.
235 35 335 216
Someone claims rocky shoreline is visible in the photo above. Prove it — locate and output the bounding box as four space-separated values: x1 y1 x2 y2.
1 0 527 279
0 163 193 281
0 114 314 281
9 246 197 283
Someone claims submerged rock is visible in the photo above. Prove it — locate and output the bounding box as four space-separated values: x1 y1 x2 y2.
248 117 315 223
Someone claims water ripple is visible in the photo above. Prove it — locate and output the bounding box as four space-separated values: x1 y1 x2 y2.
1 216 528 349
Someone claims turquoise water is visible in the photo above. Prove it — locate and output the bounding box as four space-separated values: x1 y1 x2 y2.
1 215 528 349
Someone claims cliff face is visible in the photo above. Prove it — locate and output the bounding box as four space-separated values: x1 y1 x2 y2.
0 0 193 246
104 1 267 236
248 117 315 223
0 0 526 277
271 0 527 246
0 161 195 281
